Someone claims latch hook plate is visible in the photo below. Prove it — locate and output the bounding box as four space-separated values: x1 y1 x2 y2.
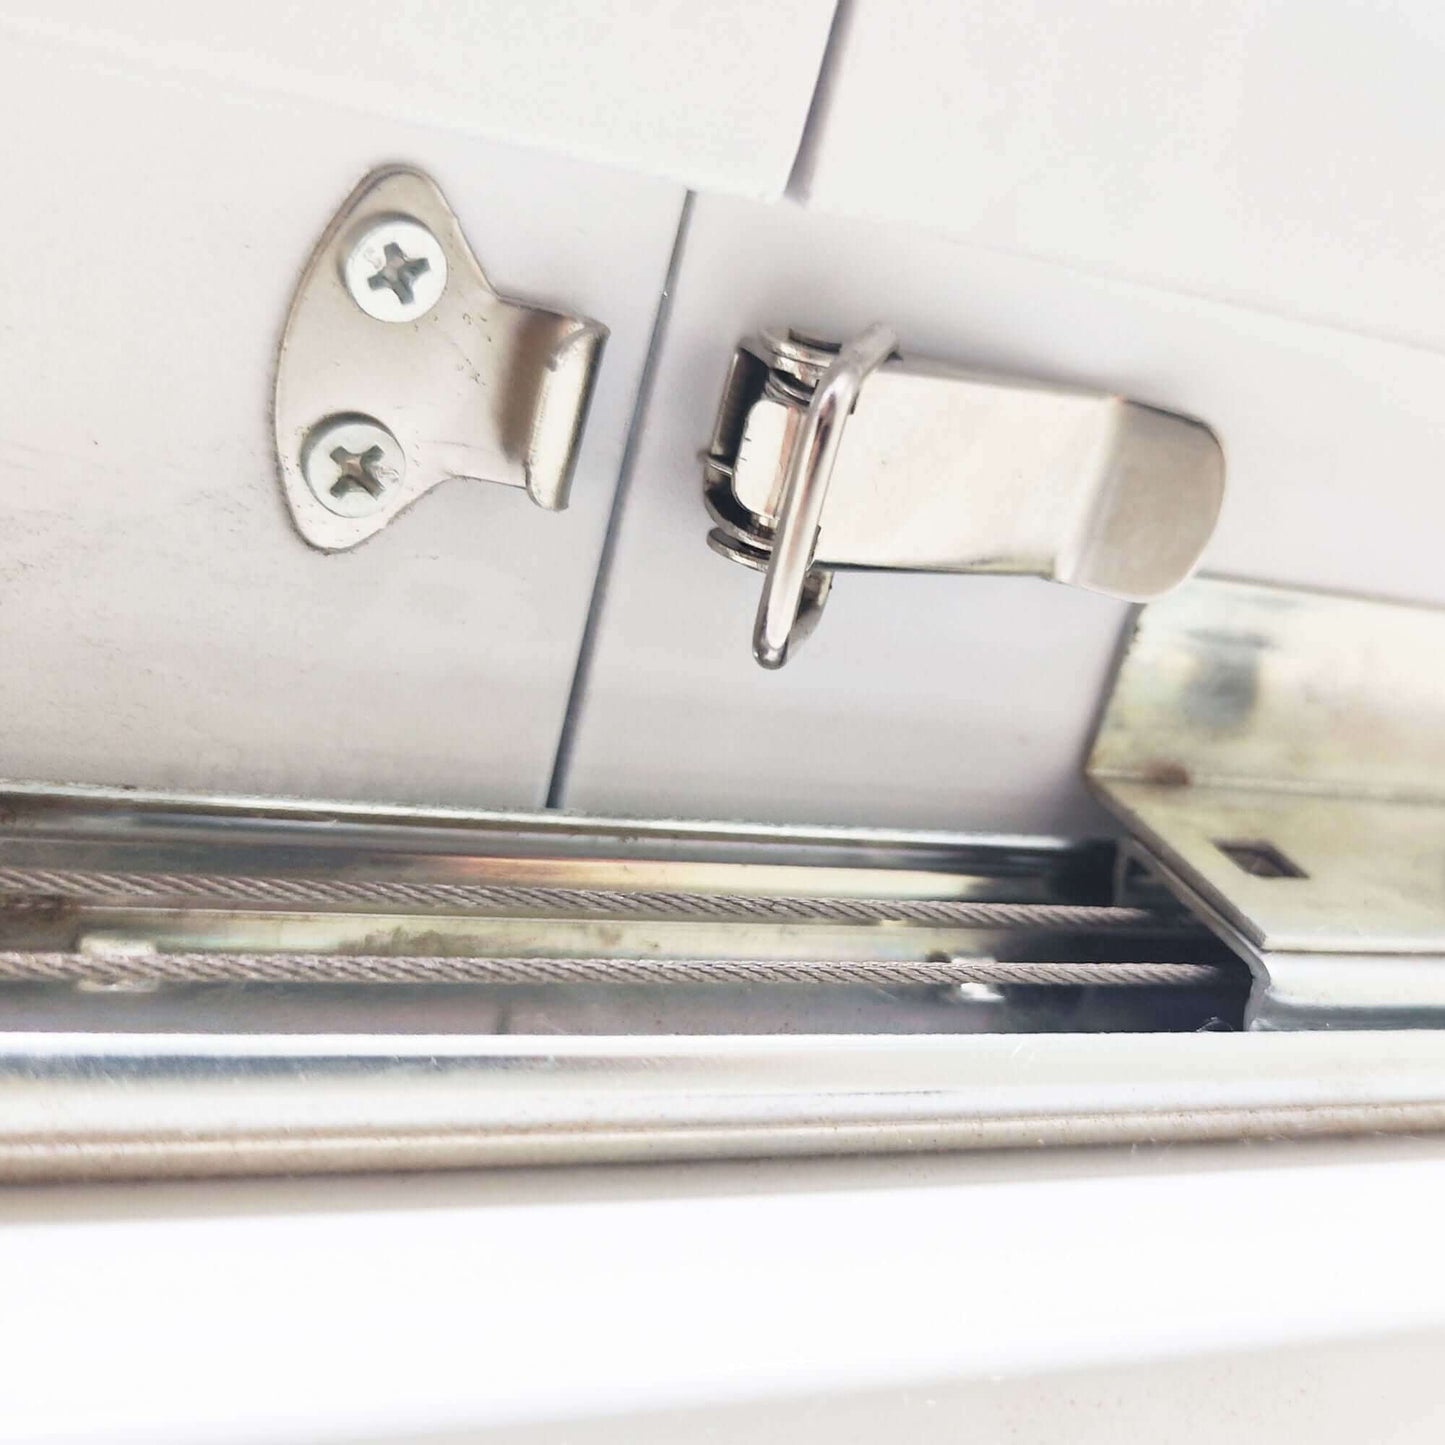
274 166 607 551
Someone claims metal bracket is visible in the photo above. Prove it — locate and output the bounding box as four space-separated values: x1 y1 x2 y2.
705 328 1225 667
1089 577 1445 1029
274 166 607 551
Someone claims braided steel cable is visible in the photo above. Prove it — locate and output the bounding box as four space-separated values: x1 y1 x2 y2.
0 950 1228 988
0 866 1164 931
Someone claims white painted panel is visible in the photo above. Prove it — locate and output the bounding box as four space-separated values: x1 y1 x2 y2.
471 1332 1445 1443
561 193 1445 832
0 33 683 808
0 0 837 198
798 0 1445 349
3 1139 1445 1440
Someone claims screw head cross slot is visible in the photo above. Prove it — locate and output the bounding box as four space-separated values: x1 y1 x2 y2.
300 416 405 519
328 442 388 502
367 242 431 307
342 216 448 322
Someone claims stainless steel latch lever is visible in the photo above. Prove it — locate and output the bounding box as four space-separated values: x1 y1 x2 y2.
705 328 1225 667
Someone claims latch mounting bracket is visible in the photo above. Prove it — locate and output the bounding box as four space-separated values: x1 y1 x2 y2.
274 166 607 551
1089 577 1445 1028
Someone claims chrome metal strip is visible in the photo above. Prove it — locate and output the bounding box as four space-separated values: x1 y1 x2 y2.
0 783 1112 904
0 1031 1442 1182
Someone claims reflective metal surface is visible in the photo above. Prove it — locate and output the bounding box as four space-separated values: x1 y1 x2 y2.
751 324 897 667
2 1031 1443 1182
0 780 1433 1173
0 783 1116 901
707 328 1225 665
0 781 1433 1180
275 166 607 550
0 788 1221 1027
1090 577 1445 1028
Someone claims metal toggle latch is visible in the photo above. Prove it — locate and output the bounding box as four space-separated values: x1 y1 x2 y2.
705 326 1226 667
274 166 607 551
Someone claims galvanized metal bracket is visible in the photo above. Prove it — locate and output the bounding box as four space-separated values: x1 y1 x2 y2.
1088 576 1445 1029
274 166 607 551
705 328 1225 667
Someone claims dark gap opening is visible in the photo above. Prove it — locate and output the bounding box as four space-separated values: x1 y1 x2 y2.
1215 840 1308 880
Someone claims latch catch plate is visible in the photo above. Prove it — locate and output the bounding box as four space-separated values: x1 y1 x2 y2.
274 166 607 551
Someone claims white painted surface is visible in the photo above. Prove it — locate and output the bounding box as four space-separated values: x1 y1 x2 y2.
474 1332 1445 1443
798 0 1445 349
0 0 837 199
4 1139 1445 1441
560 193 1445 831
0 32 683 808
10 6 1441 833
